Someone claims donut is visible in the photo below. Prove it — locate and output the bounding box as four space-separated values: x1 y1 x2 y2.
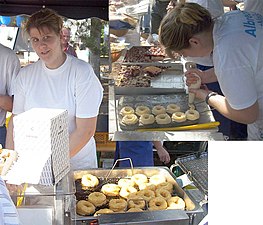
167 196 185 210
120 186 138 199
149 174 166 185
137 189 155 202
138 183 156 191
166 104 181 114
118 178 135 188
127 207 143 212
172 112 187 123
120 106 135 116
155 113 172 125
88 192 107 207
148 197 167 211
94 208 114 216
121 114 138 125
156 182 173 193
152 105 166 115
109 199 127 212
127 198 146 209
81 174 99 188
139 114 155 125
131 174 148 185
155 189 171 201
135 105 151 116
101 183 121 197
185 109 200 121
76 200 95 216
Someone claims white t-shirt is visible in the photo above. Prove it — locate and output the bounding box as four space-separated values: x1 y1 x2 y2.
186 0 224 18
244 0 263 15
0 44 20 126
13 55 103 169
213 10 263 140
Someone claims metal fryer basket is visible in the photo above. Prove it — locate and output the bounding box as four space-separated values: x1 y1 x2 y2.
175 151 208 197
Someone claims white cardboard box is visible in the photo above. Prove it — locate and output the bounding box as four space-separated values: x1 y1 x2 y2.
9 108 70 185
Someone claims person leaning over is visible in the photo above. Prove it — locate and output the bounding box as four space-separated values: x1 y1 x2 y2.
5 8 103 169
159 3 263 140
0 44 20 148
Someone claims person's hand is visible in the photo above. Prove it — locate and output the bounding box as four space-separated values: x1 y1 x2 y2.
185 69 207 86
156 146 170 164
189 84 211 102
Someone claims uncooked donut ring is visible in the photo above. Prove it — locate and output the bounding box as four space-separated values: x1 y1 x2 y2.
101 183 121 197
88 192 107 207
120 106 135 116
81 174 99 188
155 113 171 125
167 196 185 210
135 105 151 116
118 178 135 188
166 104 181 114
139 113 155 125
109 198 127 212
138 183 156 192
152 105 166 115
131 174 148 185
155 188 171 201
149 174 166 185
148 197 167 211
172 112 187 123
185 109 200 121
121 114 138 125
76 200 95 216
120 186 138 199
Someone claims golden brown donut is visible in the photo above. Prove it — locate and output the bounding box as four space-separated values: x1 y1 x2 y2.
121 114 138 125
172 112 187 123
88 192 107 207
127 198 146 209
167 196 186 210
101 183 121 197
156 182 173 193
148 197 167 211
185 109 200 121
127 207 144 212
81 174 99 188
155 113 171 125
155 189 171 201
94 208 114 216
137 189 155 202
166 104 181 114
120 186 138 199
152 105 166 115
76 200 95 216
139 113 155 125
149 174 166 185
118 178 135 188
131 174 148 185
135 105 151 116
138 183 156 192
120 106 135 116
109 198 128 212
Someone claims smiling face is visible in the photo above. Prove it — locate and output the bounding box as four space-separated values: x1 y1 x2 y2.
29 26 65 69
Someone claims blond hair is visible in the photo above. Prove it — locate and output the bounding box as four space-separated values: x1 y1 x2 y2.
159 3 213 58
24 8 63 37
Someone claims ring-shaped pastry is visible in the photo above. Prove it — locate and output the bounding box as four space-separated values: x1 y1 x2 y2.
167 196 186 210
148 197 167 211
185 109 200 121
166 104 181 114
152 105 166 115
120 106 135 116
149 174 166 185
155 113 171 125
109 199 127 212
135 105 151 116
88 192 107 207
121 114 138 125
76 200 96 216
172 112 187 123
139 113 155 125
81 174 99 188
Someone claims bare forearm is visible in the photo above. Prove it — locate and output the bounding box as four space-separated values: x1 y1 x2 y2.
208 94 258 124
0 95 13 112
5 115 14 149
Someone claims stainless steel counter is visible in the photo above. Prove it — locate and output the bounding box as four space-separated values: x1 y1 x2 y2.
109 85 225 141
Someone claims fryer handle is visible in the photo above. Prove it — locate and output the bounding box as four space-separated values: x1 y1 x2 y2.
105 158 134 180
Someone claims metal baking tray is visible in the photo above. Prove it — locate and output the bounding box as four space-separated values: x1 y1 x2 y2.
117 94 199 131
72 167 202 223
175 152 208 196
